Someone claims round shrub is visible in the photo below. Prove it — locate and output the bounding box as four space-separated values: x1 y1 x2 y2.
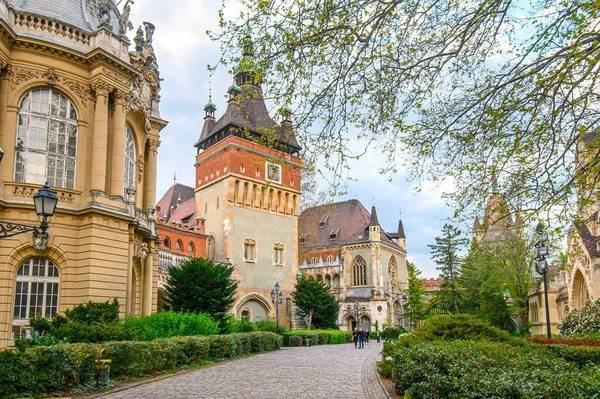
289 336 303 347
558 299 600 336
381 327 407 340
413 314 515 343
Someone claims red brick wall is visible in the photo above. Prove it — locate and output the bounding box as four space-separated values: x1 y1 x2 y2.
195 136 301 191
157 224 208 258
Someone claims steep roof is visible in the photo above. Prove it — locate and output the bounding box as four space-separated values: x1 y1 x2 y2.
369 205 380 226
389 219 406 239
299 199 401 250
195 85 301 152
156 183 195 222
575 221 600 257
168 198 196 227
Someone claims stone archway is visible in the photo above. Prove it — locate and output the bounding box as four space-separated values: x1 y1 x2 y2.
572 269 590 309
234 293 273 322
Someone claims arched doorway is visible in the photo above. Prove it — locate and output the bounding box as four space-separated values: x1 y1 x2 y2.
347 316 357 331
572 270 590 309
235 294 272 322
360 315 371 331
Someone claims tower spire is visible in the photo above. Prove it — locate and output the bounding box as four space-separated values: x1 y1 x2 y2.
203 79 216 119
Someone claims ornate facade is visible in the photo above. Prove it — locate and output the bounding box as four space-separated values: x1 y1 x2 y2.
0 0 167 348
193 36 301 327
298 200 408 331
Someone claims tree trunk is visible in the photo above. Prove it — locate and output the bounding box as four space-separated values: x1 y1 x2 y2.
307 308 314 330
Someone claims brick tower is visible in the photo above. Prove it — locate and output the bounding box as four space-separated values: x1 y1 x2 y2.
193 35 302 326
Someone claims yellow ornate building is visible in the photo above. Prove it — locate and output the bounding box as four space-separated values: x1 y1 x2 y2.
0 0 167 348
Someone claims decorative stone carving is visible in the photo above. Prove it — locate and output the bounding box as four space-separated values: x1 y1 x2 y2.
13 185 36 197
98 0 113 28
136 242 148 261
118 0 135 36
60 78 93 107
143 22 155 45
133 26 144 52
147 138 160 152
92 80 112 97
45 68 58 85
137 155 145 184
56 192 75 204
101 68 128 86
33 230 49 252
9 67 42 90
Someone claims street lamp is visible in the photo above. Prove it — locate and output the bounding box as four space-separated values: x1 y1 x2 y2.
534 222 552 338
270 282 284 334
0 182 58 239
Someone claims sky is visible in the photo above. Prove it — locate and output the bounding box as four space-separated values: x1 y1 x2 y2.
127 0 468 278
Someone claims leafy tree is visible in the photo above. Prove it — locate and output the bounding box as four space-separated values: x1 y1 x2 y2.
462 232 534 330
429 224 468 314
300 157 329 212
164 258 238 323
291 275 339 329
405 263 427 328
214 0 600 223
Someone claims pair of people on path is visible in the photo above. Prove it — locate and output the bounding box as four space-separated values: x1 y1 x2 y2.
352 328 368 349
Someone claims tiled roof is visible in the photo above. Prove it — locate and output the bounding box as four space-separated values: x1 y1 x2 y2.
389 219 406 239
195 85 300 152
298 199 401 250
168 198 196 227
10 0 121 34
156 183 195 222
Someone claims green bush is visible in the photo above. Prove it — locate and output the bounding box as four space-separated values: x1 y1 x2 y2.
236 318 257 333
378 359 393 379
544 344 600 368
558 299 600 336
289 336 303 346
0 332 281 398
122 311 219 341
281 329 347 346
393 340 600 398
412 314 520 344
381 327 407 340
254 320 287 334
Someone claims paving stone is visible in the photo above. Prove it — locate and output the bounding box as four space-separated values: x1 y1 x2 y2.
97 341 388 398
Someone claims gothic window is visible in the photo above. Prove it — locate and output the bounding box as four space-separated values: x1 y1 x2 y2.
187 242 194 253
352 255 367 286
176 240 183 251
273 243 284 265
163 237 171 249
311 257 319 265
244 238 257 262
241 308 251 321
13 258 60 322
326 255 335 263
388 256 398 291
124 124 136 195
15 88 78 189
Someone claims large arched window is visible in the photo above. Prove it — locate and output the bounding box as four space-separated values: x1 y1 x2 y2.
124 124 136 195
352 255 367 286
13 258 60 320
15 88 78 189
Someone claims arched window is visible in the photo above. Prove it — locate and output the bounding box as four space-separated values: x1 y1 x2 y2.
124 124 136 195
15 88 78 189
13 258 60 321
163 237 171 249
352 256 367 286
176 240 183 251
311 257 319 265
273 242 284 265
187 242 194 253
326 255 335 263
244 238 256 262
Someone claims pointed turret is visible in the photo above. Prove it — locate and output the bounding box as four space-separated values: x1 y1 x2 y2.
368 205 381 241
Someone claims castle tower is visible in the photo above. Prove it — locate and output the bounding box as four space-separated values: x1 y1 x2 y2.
193 36 301 326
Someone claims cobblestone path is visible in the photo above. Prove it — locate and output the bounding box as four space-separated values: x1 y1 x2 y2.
98 341 388 399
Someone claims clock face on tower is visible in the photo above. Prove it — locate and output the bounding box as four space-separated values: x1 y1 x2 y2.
266 162 282 184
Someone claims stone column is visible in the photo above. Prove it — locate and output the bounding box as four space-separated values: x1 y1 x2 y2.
142 243 154 316
144 137 160 209
126 230 134 316
91 81 111 192
109 90 127 197
0 64 10 187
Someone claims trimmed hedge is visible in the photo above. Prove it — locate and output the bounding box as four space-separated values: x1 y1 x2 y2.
393 340 600 398
281 330 350 346
543 344 600 368
0 332 281 398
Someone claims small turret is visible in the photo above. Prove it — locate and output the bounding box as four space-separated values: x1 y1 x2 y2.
368 205 381 241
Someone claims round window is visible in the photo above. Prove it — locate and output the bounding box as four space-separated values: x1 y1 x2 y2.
377 305 383 312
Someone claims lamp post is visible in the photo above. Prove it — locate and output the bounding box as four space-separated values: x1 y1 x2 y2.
0 182 58 240
534 222 552 338
270 282 284 334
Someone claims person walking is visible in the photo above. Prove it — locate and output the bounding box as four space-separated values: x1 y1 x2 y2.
352 327 359 349
358 328 365 349
366 329 370 343
376 330 381 343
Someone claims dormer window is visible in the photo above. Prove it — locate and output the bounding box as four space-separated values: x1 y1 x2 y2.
329 228 340 240
311 257 319 265
299 233 308 243
319 215 329 228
